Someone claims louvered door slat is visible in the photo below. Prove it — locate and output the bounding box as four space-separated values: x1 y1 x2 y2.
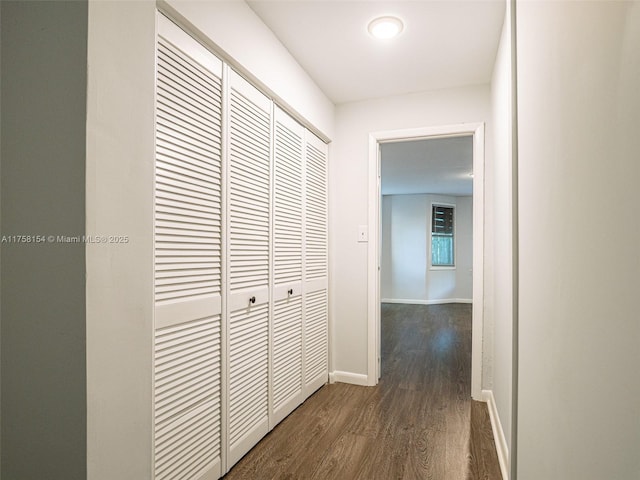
304 289 328 385
156 149 222 181
303 134 328 395
273 297 302 409
274 110 303 286
228 304 268 451
305 141 328 281
270 109 304 427
154 14 222 480
228 83 270 292
226 70 271 469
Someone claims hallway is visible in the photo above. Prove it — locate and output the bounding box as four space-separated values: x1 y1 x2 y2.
224 303 501 479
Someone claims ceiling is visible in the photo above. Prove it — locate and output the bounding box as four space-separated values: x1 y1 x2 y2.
247 1 493 194
247 0 505 104
381 136 473 195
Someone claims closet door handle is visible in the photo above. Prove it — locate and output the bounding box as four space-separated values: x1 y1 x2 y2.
249 296 256 304
287 289 293 295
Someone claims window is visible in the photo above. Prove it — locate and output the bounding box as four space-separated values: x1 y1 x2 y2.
431 204 454 267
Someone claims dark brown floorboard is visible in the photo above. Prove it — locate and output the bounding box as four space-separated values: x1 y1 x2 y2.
468 399 503 480
224 303 502 480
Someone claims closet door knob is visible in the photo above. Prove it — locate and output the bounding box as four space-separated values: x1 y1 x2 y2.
249 296 256 304
288 289 293 295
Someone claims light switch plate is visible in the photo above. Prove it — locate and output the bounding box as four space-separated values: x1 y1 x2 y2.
357 225 368 242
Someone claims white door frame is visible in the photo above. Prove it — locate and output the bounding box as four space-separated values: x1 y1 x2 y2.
367 123 485 400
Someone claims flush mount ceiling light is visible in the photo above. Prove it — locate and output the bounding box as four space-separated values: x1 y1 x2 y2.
368 16 404 40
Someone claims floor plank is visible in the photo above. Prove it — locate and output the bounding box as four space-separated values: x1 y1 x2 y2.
224 303 502 479
468 399 503 480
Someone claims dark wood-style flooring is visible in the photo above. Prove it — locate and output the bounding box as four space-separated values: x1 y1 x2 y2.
224 303 502 479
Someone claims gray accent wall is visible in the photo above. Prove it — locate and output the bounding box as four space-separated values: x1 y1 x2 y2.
1 2 87 479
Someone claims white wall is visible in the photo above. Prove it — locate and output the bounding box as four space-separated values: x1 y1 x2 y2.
455 196 473 299
331 85 491 377
86 2 156 478
381 194 472 303
86 1 335 478
488 2 513 470
517 1 640 478
164 0 334 140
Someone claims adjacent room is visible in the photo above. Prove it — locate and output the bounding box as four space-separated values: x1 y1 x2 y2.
380 136 474 306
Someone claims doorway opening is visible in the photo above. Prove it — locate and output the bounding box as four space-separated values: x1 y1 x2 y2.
366 123 485 400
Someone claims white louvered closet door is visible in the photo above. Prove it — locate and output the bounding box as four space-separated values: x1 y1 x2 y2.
154 15 223 480
303 133 329 396
226 69 271 469
270 108 304 427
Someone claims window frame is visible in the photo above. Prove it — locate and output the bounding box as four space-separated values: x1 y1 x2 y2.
429 202 456 270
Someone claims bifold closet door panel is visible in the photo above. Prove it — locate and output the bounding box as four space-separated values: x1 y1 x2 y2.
226 69 271 468
303 133 329 395
271 108 304 427
154 14 222 480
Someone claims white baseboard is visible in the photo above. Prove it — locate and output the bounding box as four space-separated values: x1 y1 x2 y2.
381 298 472 305
329 370 369 386
481 390 509 480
